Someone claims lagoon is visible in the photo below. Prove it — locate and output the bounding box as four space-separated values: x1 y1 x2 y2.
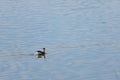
0 0 120 80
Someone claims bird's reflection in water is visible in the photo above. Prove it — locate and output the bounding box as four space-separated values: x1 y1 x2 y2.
35 53 46 59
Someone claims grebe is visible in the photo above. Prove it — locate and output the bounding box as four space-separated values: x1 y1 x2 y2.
34 48 45 55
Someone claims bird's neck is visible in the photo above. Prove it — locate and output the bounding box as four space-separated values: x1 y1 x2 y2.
43 49 45 53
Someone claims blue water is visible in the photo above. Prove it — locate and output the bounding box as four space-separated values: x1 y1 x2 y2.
0 0 120 80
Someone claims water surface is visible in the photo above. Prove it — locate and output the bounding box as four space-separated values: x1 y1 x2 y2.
0 0 120 80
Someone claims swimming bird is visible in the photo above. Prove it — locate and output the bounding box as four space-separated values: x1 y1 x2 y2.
34 48 46 55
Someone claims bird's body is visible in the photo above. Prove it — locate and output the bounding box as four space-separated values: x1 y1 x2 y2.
34 48 45 55
35 51 45 55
